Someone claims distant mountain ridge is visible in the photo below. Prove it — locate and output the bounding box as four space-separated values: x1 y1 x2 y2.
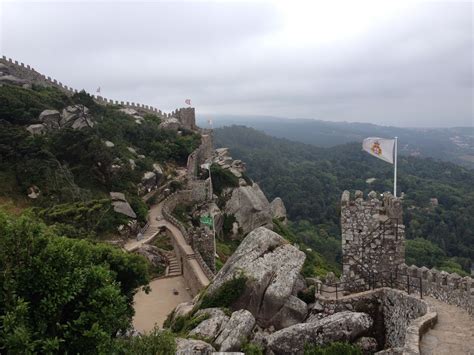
198 114 474 169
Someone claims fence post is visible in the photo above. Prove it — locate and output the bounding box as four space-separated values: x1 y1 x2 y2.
335 284 338 300
390 272 393 288
407 275 410 294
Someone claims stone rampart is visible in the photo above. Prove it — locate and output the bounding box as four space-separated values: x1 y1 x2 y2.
341 190 405 289
397 263 473 316
187 131 214 179
0 55 169 116
161 191 215 282
317 288 436 354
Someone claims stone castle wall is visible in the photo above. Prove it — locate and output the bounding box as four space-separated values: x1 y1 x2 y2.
0 55 174 117
398 263 473 315
161 189 215 281
317 288 436 354
340 190 473 316
187 130 214 178
341 190 405 289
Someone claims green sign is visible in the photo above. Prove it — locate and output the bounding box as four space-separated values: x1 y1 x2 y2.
200 215 213 228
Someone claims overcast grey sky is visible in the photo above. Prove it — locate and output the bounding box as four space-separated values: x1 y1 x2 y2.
1 0 473 127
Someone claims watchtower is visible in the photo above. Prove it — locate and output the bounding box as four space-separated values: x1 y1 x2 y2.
341 190 405 290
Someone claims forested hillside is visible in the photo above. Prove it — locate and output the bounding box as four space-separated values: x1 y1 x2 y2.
202 115 474 169
0 83 199 352
0 84 199 237
215 125 474 275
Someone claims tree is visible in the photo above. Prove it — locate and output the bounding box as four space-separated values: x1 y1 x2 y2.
0 211 150 354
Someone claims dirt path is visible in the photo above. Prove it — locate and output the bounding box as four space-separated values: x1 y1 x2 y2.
132 276 192 333
420 296 474 355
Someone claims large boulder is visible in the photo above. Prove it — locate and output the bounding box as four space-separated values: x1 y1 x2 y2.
61 105 94 129
26 124 46 135
268 295 308 329
189 308 229 340
224 184 273 236
205 227 306 329
270 197 288 225
214 309 256 352
110 192 137 219
39 109 61 128
266 311 373 355
134 244 165 267
159 117 180 131
175 338 215 355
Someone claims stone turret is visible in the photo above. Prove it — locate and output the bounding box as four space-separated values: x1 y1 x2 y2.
341 190 405 289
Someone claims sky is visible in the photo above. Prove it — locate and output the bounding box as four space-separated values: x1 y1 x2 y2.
0 0 473 127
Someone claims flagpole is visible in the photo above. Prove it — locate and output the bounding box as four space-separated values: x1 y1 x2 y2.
394 137 398 197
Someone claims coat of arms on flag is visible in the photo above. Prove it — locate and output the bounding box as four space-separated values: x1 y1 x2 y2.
185 99 191 105
362 137 395 164
371 141 382 156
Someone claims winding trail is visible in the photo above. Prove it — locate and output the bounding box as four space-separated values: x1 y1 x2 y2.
128 197 209 332
420 296 474 355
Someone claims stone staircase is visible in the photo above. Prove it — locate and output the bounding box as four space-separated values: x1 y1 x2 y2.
166 252 181 277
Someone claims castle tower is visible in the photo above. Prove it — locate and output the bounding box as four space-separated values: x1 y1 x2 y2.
341 190 405 290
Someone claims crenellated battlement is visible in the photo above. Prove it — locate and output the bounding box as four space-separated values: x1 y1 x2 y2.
0 55 169 117
341 190 405 290
398 263 473 315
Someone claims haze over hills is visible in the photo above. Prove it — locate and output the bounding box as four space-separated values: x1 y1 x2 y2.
199 115 474 169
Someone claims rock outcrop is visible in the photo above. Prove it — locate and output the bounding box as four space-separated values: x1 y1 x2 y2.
159 117 181 131
27 105 94 134
224 184 273 236
110 192 137 219
205 227 306 329
189 308 229 340
214 309 255 352
265 311 373 354
270 197 288 225
175 338 215 355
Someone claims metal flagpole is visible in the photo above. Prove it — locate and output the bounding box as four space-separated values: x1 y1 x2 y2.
394 137 398 197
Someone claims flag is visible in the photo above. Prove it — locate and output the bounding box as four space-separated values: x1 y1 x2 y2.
185 99 191 105
96 87 101 93
362 137 395 164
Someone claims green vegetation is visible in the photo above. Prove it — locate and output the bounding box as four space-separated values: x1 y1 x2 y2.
273 219 340 278
297 285 316 304
304 342 363 355
115 328 176 355
0 211 150 353
215 126 474 273
152 233 174 251
170 313 210 334
0 84 200 238
199 274 248 309
210 163 239 194
241 342 264 355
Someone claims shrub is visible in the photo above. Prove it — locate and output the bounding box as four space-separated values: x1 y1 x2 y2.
242 342 264 355
115 328 176 354
297 285 316 304
199 274 247 309
210 163 239 195
304 342 362 355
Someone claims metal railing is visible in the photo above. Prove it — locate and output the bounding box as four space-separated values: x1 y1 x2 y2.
320 270 423 300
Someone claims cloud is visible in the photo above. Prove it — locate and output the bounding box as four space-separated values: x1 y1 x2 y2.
1 0 472 127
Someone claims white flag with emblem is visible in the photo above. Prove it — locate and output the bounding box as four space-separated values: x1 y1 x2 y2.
362 137 395 164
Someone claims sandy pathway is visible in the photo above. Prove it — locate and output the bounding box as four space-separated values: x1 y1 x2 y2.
132 276 192 333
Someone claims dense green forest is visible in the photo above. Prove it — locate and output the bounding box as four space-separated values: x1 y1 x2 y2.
215 125 474 275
